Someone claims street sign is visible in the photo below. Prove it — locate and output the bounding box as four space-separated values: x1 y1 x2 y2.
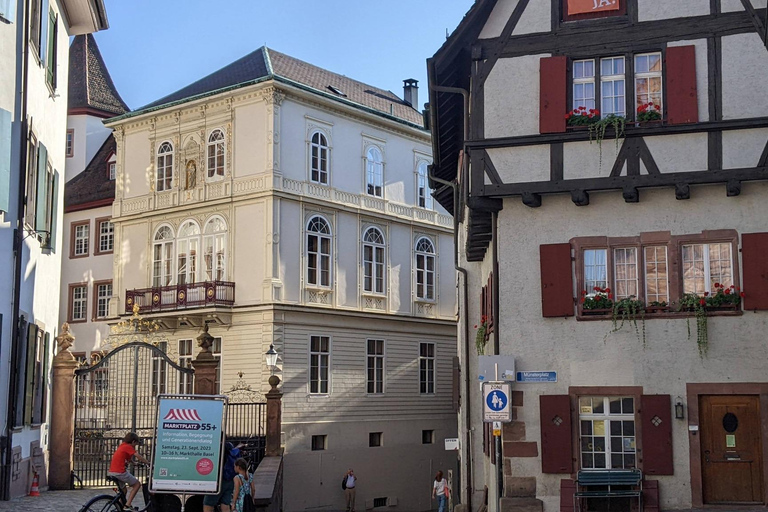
478 355 516 382
444 438 460 451
516 371 557 383
493 421 501 437
150 395 227 493
483 381 512 422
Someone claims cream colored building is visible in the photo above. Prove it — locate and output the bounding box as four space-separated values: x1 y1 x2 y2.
106 47 457 511
429 1 768 511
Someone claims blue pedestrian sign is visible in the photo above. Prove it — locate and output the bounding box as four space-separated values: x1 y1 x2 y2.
482 382 512 422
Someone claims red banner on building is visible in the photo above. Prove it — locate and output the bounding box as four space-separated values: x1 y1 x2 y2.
567 0 620 15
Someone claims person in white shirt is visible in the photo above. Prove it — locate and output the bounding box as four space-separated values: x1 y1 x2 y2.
432 470 450 512
343 468 358 512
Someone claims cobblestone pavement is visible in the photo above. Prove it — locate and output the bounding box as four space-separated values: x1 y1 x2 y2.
0 488 149 510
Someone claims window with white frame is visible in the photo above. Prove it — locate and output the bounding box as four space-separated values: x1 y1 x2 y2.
573 59 596 111
307 216 332 288
177 221 201 285
309 335 330 394
207 130 225 178
635 53 662 113
73 223 89 256
70 285 87 322
600 56 626 116
95 283 112 319
156 142 173 192
151 342 168 396
613 248 638 299
365 146 383 197
98 220 114 253
415 237 436 301
644 246 669 304
579 396 636 469
178 339 193 394
66 130 73 157
583 249 608 293
419 342 435 394
203 217 227 281
417 161 433 209
682 243 733 295
310 131 329 184
212 337 222 393
109 162 116 181
363 227 385 294
366 339 384 394
153 226 174 287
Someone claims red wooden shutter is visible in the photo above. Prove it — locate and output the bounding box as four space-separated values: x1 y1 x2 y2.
560 479 576 512
640 395 673 475
742 233 768 310
540 56 567 134
666 46 698 125
643 479 660 512
540 243 574 317
540 395 573 473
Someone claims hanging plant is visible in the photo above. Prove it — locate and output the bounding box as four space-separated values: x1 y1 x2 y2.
609 296 646 345
475 315 488 355
676 284 744 357
589 114 625 166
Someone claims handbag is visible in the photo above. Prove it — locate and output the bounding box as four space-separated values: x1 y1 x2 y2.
342 477 347 490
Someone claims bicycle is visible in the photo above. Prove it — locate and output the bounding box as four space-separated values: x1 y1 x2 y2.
79 463 154 512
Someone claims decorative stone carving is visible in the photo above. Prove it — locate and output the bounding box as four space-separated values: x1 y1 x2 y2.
185 160 197 189
54 323 75 361
260 87 285 106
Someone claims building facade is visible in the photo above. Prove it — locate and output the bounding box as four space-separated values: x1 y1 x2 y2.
0 0 108 499
105 48 458 511
429 1 768 511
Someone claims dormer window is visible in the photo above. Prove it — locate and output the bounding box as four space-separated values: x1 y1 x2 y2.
107 152 117 181
327 85 346 97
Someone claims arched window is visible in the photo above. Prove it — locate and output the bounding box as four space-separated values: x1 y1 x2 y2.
177 221 201 285
307 216 332 288
415 237 436 301
156 142 173 191
310 131 329 184
417 161 433 209
207 130 225 178
204 216 227 281
152 225 174 287
363 227 386 294
365 146 383 197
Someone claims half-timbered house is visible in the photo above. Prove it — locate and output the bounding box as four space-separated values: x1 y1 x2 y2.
429 1 768 511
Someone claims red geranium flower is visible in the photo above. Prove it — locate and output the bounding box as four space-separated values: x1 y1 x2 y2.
581 297 586 303
605 288 611 293
725 288 731 295
608 294 613 299
474 325 478 329
699 298 706 306
594 286 601 291
704 291 709 296
730 285 735 289
740 292 746 298
582 290 587 295
565 114 571 119
714 282 721 288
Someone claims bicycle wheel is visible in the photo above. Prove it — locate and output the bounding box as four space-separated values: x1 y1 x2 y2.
80 495 122 512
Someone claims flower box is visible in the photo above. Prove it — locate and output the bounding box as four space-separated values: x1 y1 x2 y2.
644 305 670 314
581 308 611 316
705 303 740 312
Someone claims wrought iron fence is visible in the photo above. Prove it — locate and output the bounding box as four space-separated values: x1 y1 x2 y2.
125 281 235 314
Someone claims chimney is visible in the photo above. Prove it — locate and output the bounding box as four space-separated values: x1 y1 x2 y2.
403 79 419 108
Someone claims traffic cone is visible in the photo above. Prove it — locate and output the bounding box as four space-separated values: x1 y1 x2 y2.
28 472 40 497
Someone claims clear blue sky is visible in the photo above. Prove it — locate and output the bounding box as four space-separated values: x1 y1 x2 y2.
94 0 474 111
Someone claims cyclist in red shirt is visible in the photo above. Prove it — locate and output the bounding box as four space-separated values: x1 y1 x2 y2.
108 432 149 510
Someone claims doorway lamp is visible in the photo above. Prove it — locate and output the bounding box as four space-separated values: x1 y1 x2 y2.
675 396 685 419
265 344 278 374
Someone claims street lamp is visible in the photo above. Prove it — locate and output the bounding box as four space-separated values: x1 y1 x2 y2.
265 344 278 374
675 396 685 419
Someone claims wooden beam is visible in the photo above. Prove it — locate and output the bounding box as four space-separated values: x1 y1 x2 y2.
740 0 767 44
477 0 532 87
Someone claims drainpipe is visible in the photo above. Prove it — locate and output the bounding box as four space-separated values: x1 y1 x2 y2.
492 212 500 356
4 0 31 501
429 78 471 510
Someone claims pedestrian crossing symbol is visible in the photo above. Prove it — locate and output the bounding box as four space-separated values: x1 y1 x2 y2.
483 382 512 422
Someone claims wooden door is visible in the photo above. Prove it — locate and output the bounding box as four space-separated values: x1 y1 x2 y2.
700 395 764 504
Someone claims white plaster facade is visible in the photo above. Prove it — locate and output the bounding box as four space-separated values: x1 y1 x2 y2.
104 56 458 511
0 0 107 499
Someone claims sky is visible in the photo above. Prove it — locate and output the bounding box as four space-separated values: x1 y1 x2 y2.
94 1 475 111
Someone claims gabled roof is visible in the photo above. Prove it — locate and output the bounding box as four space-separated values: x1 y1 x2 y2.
68 34 129 117
64 134 116 211
133 47 424 128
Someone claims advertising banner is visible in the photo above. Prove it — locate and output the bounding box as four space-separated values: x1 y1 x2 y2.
151 395 227 493
568 0 620 15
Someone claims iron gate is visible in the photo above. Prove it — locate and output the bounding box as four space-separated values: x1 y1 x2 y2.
73 341 194 487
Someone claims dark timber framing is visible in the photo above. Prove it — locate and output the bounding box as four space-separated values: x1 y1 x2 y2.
429 0 768 260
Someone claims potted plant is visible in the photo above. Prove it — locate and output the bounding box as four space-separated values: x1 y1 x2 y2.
581 287 613 315
566 107 625 165
636 102 662 124
566 106 598 128
705 283 743 311
645 300 669 313
475 315 488 355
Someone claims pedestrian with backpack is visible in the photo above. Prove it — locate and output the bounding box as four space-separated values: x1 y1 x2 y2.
232 458 255 512
203 440 242 512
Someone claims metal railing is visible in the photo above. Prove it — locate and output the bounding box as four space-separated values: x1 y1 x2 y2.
125 281 235 313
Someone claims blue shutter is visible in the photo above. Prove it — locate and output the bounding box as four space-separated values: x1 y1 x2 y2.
34 143 47 232
46 170 58 251
0 108 11 213
0 0 16 23
39 0 49 64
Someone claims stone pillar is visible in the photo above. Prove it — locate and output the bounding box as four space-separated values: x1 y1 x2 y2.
265 376 282 457
48 324 78 490
192 324 220 396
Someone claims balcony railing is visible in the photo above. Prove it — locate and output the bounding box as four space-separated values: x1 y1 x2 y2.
125 281 235 314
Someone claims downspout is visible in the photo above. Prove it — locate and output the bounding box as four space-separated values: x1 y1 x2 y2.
4 0 31 501
492 212 500 355
429 79 471 510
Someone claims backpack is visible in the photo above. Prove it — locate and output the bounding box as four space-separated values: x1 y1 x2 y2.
240 474 256 512
222 444 238 481
341 477 347 490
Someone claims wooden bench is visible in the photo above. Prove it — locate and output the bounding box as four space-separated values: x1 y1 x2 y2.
574 469 642 512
